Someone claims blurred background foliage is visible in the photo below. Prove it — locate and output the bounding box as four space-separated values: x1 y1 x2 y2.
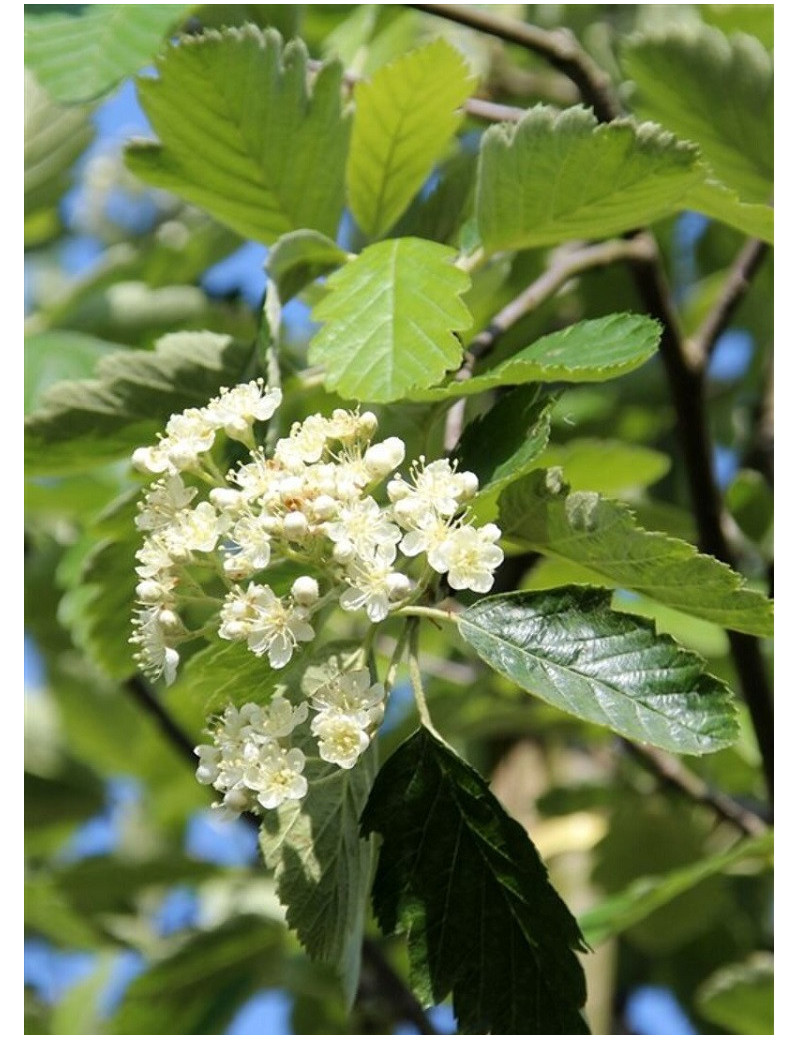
24 3 773 1034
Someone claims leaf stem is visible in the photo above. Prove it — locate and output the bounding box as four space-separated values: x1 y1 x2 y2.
408 621 445 742
396 604 458 625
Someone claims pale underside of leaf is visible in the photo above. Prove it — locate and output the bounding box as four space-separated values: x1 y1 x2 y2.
499 469 773 636
476 105 702 254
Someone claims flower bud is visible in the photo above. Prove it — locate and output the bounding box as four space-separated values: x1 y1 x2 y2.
364 437 406 478
386 572 413 600
283 511 309 541
291 576 320 606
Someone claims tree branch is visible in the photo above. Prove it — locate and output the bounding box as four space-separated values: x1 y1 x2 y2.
690 238 770 365
623 741 770 838
414 4 774 801
444 235 654 449
407 2 621 121
122 675 438 1034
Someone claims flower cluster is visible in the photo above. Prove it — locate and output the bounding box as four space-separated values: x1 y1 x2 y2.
194 667 386 817
130 381 504 689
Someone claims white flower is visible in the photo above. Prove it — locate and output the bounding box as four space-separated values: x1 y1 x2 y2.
219 584 314 668
389 458 478 527
130 606 180 684
166 501 229 557
398 513 453 559
261 695 309 739
206 381 282 440
311 713 371 769
274 414 330 467
229 513 273 572
429 523 504 593
308 668 386 727
244 743 308 809
194 743 221 785
136 474 197 531
325 497 401 564
162 408 217 471
134 535 175 579
339 553 403 622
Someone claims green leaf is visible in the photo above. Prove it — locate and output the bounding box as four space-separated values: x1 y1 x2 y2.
25 5 189 103
499 469 774 636
533 440 671 494
109 916 285 1034
260 745 376 1005
347 38 476 238
24 71 93 246
623 26 773 204
413 313 662 401
725 469 773 545
309 238 472 402
684 176 774 243
267 229 349 302
476 106 701 254
361 727 588 1034
25 330 254 474
455 387 553 498
58 498 140 680
580 832 772 946
127 27 350 244
25 331 118 414
457 587 739 754
696 953 774 1034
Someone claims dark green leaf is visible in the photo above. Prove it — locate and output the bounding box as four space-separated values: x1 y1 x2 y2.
477 106 701 253
361 727 588 1034
25 330 254 474
25 5 190 103
454 387 553 498
499 469 773 635
413 314 662 401
347 38 476 238
310 238 472 402
623 26 773 204
127 27 350 244
458 587 739 754
267 229 349 302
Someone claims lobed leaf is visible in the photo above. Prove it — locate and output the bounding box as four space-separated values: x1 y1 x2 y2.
25 4 189 103
309 238 472 402
361 727 588 1034
413 313 662 401
476 105 702 254
685 176 774 243
260 745 377 1005
457 587 740 754
25 330 254 474
623 26 773 205
499 469 774 636
347 38 476 238
127 27 350 244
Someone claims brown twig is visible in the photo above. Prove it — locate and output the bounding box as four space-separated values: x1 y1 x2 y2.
623 742 770 837
408 2 621 122
691 238 770 366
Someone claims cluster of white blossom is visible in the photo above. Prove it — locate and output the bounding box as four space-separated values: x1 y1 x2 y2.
130 380 504 691
194 667 386 817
